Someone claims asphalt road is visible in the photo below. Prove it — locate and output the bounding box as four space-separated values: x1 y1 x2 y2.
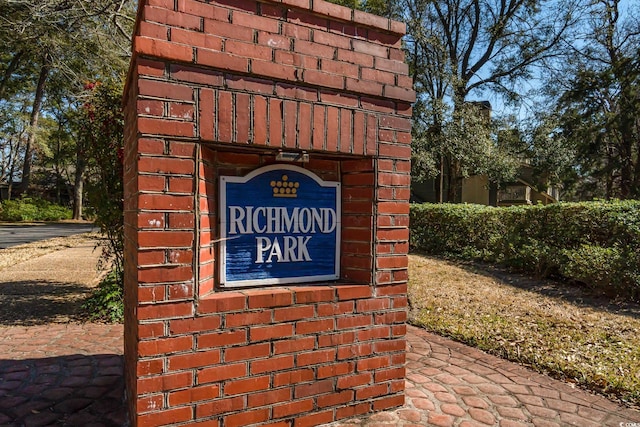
0 223 95 249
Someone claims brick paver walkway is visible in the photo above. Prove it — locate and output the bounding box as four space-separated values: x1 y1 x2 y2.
0 242 126 426
327 325 640 427
1 323 639 426
0 323 124 426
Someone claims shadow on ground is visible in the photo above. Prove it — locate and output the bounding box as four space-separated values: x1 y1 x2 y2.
0 354 126 426
453 259 640 320
0 281 91 326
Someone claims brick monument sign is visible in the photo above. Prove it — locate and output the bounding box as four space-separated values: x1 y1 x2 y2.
122 0 414 425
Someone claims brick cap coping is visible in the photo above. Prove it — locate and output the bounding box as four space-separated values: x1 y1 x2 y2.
123 0 413 110
272 0 407 35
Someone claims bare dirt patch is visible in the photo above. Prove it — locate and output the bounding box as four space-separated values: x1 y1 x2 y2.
408 254 640 408
0 233 105 325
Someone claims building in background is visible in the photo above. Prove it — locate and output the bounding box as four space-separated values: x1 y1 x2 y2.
412 101 560 206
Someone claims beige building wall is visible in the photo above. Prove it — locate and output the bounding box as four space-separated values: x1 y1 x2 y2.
461 175 490 205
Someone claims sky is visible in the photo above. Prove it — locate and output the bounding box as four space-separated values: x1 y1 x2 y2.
465 0 638 122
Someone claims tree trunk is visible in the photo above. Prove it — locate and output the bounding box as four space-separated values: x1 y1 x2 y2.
618 144 633 198
7 159 15 201
438 154 444 203
72 154 86 220
55 136 61 204
633 138 640 199
617 86 636 199
446 86 467 203
446 159 462 203
5 138 17 200
21 61 50 194
0 50 24 100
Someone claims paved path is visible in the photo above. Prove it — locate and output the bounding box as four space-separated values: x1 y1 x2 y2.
0 241 103 326
328 326 640 427
0 242 124 426
0 223 95 249
0 324 124 426
2 325 639 427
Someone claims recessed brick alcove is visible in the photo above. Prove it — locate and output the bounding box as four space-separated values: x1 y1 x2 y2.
123 0 414 425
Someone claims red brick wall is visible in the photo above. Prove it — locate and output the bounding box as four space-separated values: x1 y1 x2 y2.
123 0 414 425
123 63 141 413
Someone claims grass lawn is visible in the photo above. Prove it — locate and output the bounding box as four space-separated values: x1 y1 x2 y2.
408 254 640 408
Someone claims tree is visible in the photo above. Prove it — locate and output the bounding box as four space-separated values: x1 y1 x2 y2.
326 0 402 17
0 101 29 198
403 0 581 201
36 100 77 205
412 100 524 200
549 0 640 200
0 0 135 209
78 80 125 275
524 112 577 194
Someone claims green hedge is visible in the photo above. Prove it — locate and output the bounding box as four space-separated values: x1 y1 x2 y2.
0 197 72 222
410 201 640 300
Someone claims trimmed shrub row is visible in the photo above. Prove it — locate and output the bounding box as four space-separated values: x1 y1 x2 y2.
0 197 72 222
410 201 640 300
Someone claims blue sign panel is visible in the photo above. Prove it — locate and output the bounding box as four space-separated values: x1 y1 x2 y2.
220 164 341 287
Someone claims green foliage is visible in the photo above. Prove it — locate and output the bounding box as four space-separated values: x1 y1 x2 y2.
324 0 400 17
411 102 522 201
71 79 125 320
405 0 580 200
0 197 72 221
524 113 577 193
541 0 640 200
82 268 123 323
410 201 640 299
409 203 502 257
560 245 628 291
78 79 125 276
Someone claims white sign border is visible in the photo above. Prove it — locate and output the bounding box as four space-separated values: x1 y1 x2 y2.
219 164 341 288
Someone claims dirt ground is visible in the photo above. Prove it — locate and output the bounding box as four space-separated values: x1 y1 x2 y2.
0 233 105 326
